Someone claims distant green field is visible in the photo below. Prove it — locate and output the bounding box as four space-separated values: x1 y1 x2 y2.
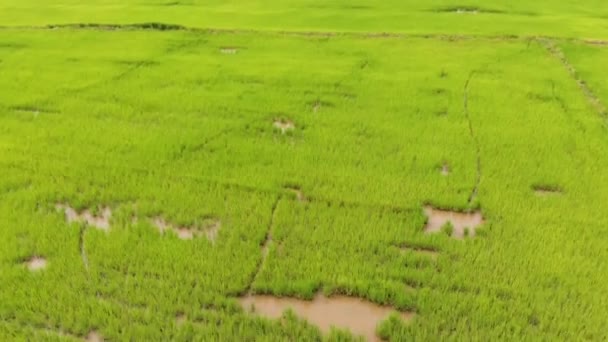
2 0 608 39
1 2 608 341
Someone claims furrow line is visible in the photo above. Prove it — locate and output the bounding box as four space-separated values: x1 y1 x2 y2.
245 195 281 294
463 71 482 208
540 39 607 120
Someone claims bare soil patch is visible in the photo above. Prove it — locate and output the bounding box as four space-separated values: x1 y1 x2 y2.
56 204 111 231
423 206 484 238
152 217 221 242
25 256 47 271
533 185 562 196
434 6 504 14
175 313 187 326
583 39 608 46
86 331 104 342
313 101 321 113
273 119 295 134
455 8 478 14
240 293 413 341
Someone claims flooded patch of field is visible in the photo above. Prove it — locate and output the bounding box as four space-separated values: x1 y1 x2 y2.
152 217 221 242
56 204 111 231
25 256 47 271
273 119 295 134
240 293 413 341
423 206 484 238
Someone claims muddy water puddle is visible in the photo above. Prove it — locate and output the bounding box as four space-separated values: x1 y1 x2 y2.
423 206 484 238
152 217 221 242
56 204 111 231
240 293 413 341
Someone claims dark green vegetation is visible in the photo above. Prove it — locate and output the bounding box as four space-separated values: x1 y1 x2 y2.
1 2 608 341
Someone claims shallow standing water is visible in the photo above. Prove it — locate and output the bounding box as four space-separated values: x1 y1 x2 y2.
240 293 413 341
423 206 484 238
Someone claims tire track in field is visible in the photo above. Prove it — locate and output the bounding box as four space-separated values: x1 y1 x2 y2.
541 39 608 120
245 194 281 294
463 71 481 208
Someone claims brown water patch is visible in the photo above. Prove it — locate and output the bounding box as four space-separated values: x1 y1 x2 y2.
273 119 295 134
85 331 104 342
240 293 413 341
56 204 111 231
220 47 238 54
25 256 47 271
152 217 221 242
423 206 484 238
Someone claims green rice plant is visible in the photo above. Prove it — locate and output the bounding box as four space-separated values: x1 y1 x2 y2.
1 8 608 340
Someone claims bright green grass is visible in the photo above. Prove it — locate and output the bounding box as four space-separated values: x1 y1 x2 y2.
2 1 608 39
2 1 608 340
2 27 608 340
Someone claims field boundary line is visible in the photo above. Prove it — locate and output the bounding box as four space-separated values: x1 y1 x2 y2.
540 39 608 120
0 22 607 45
463 71 481 208
244 194 281 294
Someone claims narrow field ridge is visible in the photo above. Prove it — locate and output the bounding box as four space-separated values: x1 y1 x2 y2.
541 39 608 119
246 195 281 294
463 72 482 207
1 22 607 46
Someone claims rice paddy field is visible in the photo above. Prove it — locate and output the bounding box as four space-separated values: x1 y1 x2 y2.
1 1 608 341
